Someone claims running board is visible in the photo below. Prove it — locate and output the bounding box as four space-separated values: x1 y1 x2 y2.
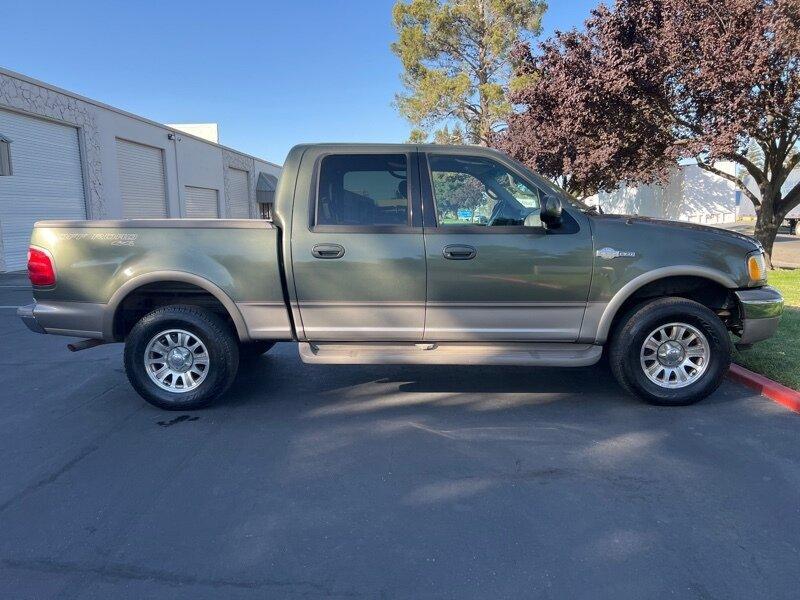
298 342 603 367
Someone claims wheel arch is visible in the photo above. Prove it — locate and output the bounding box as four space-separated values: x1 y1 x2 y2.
594 266 737 344
104 271 250 342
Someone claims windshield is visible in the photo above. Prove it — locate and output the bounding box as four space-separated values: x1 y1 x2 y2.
490 154 595 213
528 174 594 212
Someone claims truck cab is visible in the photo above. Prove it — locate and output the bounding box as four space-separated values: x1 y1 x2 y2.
281 145 591 345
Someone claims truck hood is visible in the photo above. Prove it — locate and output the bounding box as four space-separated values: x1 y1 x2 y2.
592 214 762 251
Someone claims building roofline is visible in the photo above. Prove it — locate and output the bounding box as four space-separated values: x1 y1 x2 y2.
0 66 282 169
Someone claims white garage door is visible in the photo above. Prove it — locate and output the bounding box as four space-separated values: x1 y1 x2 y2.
185 186 219 218
116 139 168 218
228 168 250 218
0 109 87 271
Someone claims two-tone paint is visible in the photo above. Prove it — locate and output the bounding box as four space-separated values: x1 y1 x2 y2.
20 143 783 360
25 219 293 341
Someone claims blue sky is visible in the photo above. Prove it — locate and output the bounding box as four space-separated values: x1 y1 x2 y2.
2 0 599 164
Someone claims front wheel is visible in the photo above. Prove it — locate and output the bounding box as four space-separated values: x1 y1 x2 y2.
124 305 239 410
609 298 731 406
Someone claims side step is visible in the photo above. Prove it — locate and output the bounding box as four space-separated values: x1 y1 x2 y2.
299 342 603 367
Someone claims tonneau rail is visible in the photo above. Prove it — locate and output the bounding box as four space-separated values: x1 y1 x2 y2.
34 219 274 229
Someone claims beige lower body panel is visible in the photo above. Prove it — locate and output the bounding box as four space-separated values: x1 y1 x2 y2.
34 301 106 338
236 302 294 340
299 342 603 367
579 301 608 344
296 302 424 341
423 303 585 341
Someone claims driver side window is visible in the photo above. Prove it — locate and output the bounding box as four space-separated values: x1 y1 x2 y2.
428 155 541 228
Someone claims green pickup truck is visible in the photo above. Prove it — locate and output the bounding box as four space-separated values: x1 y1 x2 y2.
18 144 783 410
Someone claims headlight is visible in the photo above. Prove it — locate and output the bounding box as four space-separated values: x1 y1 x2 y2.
747 251 767 284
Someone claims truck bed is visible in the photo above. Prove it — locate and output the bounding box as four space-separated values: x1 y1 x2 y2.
26 219 293 341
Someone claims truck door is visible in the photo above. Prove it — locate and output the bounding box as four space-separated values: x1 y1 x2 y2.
420 151 593 342
290 150 426 341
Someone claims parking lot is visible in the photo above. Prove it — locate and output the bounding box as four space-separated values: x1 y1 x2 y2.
1 275 799 599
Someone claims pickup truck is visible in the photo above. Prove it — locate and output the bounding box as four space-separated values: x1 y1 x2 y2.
18 144 784 410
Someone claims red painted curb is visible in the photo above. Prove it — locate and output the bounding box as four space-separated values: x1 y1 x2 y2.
728 364 800 413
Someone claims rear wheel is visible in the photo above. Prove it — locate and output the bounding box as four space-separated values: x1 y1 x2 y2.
124 305 239 410
609 297 731 406
792 220 800 236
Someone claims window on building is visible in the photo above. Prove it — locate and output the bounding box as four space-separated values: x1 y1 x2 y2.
429 154 542 227
316 154 409 227
0 135 12 176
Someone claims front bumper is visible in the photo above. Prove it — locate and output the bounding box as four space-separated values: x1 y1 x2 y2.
734 286 784 345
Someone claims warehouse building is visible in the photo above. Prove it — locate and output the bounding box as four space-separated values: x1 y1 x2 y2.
588 162 740 225
0 67 281 272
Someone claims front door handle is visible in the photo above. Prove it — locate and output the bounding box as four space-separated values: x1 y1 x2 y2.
442 244 477 260
312 243 345 259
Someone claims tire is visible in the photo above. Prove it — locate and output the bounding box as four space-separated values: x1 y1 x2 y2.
239 341 276 361
123 305 239 410
609 297 731 406
792 220 800 236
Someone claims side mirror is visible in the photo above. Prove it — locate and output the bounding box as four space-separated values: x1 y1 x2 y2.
540 195 563 229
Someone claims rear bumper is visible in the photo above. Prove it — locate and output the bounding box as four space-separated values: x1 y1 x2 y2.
17 301 106 339
734 286 784 345
17 304 46 334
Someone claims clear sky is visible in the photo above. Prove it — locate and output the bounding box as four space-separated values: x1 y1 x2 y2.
2 0 599 164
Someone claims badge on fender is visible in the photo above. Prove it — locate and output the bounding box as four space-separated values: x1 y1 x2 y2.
596 247 637 260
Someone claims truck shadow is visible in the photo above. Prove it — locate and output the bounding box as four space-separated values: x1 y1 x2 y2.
220 344 748 413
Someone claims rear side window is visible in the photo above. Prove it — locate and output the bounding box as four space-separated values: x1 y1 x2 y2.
316 154 409 226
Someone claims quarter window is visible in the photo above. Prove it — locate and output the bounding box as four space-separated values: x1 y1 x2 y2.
429 155 542 227
317 154 409 226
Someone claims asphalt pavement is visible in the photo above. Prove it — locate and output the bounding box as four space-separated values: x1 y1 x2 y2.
0 274 798 599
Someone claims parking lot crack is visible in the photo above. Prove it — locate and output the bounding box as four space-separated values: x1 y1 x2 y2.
1 557 356 596
0 444 99 514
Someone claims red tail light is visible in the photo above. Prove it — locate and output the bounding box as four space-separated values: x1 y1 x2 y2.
27 247 56 286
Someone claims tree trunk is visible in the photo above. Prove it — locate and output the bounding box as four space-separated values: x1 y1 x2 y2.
753 189 785 267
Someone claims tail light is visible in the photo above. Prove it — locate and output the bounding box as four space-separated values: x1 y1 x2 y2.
27 246 56 286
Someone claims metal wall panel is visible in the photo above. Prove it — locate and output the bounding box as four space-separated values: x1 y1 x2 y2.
116 138 167 218
184 186 219 218
228 168 250 218
0 108 86 271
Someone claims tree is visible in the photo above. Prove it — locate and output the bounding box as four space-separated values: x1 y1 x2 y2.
391 0 547 145
432 170 486 218
496 0 800 262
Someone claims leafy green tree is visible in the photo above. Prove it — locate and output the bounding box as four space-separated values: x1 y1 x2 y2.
392 0 547 145
432 171 486 219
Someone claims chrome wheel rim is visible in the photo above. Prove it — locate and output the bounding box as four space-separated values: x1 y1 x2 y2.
639 322 710 389
144 329 209 393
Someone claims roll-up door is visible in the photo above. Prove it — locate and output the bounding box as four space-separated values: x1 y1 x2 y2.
116 139 168 218
185 186 219 218
228 168 250 218
0 109 86 271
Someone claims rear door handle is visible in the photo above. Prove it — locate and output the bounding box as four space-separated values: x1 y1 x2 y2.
312 243 345 259
443 245 477 260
